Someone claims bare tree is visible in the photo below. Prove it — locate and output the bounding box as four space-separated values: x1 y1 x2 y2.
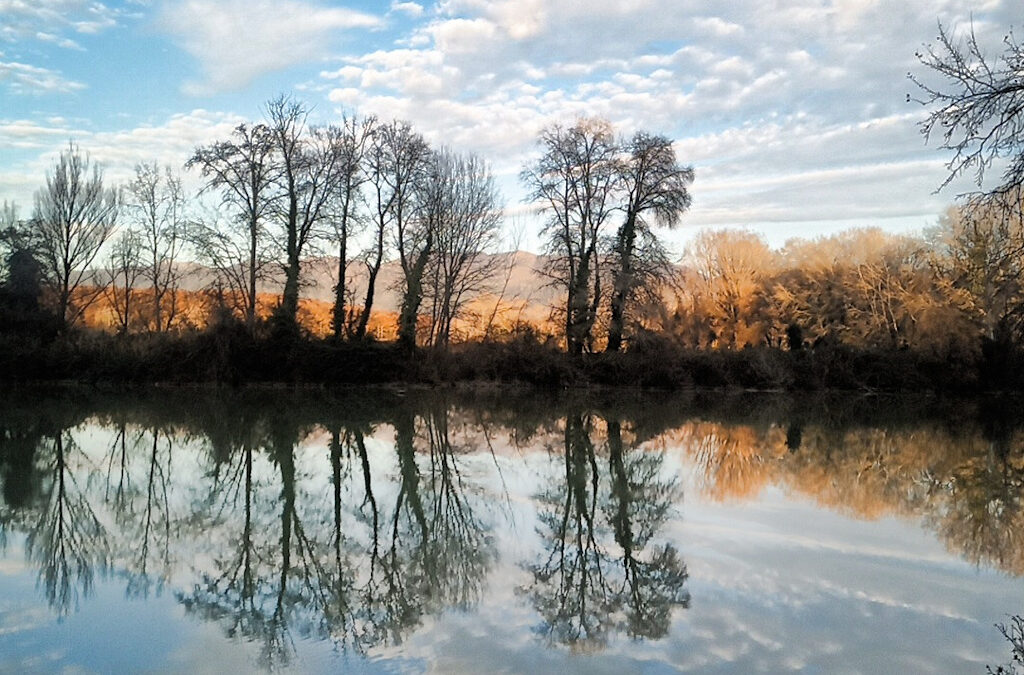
104 228 144 335
326 114 376 340
32 141 120 330
522 118 619 355
684 229 774 349
187 204 276 325
423 149 504 348
353 120 429 342
931 197 1024 344
606 133 693 352
265 96 308 329
911 22 1024 201
126 163 186 332
385 122 432 351
187 123 277 330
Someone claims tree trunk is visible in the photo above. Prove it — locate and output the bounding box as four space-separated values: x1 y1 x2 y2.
355 227 384 340
246 217 258 331
281 213 300 325
332 232 347 341
398 242 432 352
607 213 637 353
567 253 592 356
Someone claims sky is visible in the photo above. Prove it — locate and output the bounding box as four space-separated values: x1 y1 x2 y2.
0 0 1018 252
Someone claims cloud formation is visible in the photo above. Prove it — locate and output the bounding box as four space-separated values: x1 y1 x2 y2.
317 0 1016 231
0 58 86 95
2 1 1020 243
159 0 382 95
0 109 245 207
0 0 120 44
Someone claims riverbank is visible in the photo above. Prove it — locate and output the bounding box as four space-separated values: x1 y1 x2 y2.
2 327 1021 392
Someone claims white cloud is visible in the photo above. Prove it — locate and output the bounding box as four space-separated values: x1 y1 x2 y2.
34 31 84 50
428 18 498 54
0 0 120 43
389 1 424 18
0 109 246 208
159 0 382 95
0 60 86 94
313 0 1019 234
692 16 745 37
7 0 1020 242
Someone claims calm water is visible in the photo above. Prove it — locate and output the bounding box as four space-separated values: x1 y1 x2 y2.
0 387 1021 673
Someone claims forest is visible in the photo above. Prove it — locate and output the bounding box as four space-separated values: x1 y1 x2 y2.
1 23 1024 390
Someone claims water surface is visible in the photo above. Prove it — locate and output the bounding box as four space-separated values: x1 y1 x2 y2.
0 388 1021 673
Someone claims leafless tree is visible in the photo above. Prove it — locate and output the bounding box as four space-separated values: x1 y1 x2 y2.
911 22 1024 202
126 163 186 332
32 141 120 330
187 123 277 330
522 118 619 355
187 204 276 325
384 122 432 351
104 228 144 335
606 133 693 352
422 149 504 348
326 114 376 340
266 96 309 328
931 195 1024 344
353 120 430 342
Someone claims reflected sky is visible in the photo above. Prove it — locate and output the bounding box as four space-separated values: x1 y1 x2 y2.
0 388 1021 673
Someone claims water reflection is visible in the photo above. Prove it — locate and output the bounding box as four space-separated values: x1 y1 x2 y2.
0 388 1022 670
524 411 688 650
30 432 110 615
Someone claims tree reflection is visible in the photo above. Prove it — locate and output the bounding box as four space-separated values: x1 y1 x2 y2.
178 416 309 668
361 406 492 645
2 389 1024 668
103 425 174 598
680 402 1024 576
28 432 109 615
525 412 688 649
605 419 689 639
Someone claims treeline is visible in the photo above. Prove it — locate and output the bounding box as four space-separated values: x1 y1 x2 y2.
0 96 507 349
3 96 1024 389
667 201 1024 358
0 110 698 357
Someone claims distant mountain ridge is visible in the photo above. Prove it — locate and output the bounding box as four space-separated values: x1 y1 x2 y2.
173 250 560 315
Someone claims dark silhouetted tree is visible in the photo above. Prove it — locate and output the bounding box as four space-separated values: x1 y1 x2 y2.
911 22 1024 201
422 149 504 348
523 118 619 355
606 132 693 352
265 96 349 334
328 114 376 340
32 142 120 330
0 201 51 332
385 123 432 351
354 120 429 341
126 163 186 332
188 123 278 331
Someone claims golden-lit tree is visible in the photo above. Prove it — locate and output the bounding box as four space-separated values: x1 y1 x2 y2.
680 229 776 348
931 196 1024 346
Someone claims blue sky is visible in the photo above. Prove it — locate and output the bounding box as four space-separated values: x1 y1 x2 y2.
0 0 1017 250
